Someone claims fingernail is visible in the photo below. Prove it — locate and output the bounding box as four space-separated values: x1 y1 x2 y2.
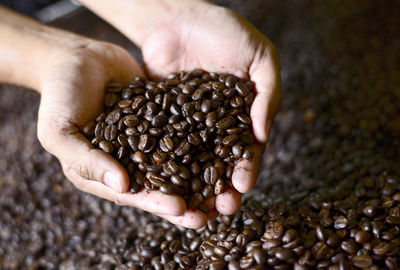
104 171 122 193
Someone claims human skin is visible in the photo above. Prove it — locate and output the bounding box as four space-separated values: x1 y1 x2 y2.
80 0 282 225
0 0 281 229
0 6 207 228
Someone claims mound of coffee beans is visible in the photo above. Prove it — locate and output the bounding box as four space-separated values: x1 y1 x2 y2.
129 172 400 269
82 70 255 206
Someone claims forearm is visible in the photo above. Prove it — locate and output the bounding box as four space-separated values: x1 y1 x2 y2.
79 0 210 47
0 6 83 91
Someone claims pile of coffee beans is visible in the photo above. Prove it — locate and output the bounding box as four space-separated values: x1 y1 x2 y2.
82 70 255 206
128 172 400 269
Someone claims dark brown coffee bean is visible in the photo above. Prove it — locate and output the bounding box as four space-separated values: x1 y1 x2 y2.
237 113 252 125
204 166 218 185
127 136 139 151
170 175 183 186
159 137 174 152
118 99 132 108
334 216 348 229
117 134 128 146
160 184 175 195
138 134 152 152
216 117 235 129
182 103 195 118
230 96 244 108
99 140 114 154
354 231 370 243
95 122 106 138
274 248 294 262
352 255 372 268
202 185 214 198
223 134 238 146
206 112 217 127
341 239 357 254
124 115 140 127
105 110 121 125
131 151 148 164
235 81 251 96
163 160 179 175
373 242 390 256
232 144 243 158
187 133 202 146
175 140 191 156
104 125 117 141
152 114 168 128
132 96 146 110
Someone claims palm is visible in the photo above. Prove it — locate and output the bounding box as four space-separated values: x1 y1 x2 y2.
142 8 257 80
39 43 141 128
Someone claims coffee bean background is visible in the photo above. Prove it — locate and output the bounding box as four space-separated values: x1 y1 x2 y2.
0 0 398 269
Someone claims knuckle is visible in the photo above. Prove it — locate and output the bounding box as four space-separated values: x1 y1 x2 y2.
70 159 95 181
113 194 124 206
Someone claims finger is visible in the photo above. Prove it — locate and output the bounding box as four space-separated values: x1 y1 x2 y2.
62 163 186 216
159 209 208 229
249 43 282 144
215 187 242 215
38 121 130 193
231 143 264 193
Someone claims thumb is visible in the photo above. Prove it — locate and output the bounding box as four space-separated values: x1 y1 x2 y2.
37 118 129 193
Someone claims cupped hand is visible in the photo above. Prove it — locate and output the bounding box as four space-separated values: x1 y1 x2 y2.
139 3 282 217
36 39 208 228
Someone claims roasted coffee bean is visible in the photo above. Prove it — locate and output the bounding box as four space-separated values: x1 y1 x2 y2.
352 255 372 268
138 134 151 152
95 121 106 138
204 166 218 185
99 140 114 154
216 117 235 130
105 110 121 125
174 140 191 156
152 114 168 128
235 81 251 96
159 137 174 152
104 125 117 141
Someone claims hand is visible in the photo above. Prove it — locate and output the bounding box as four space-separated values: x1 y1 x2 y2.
36 38 209 228
139 4 282 218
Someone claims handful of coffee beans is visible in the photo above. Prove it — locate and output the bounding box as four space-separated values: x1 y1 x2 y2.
83 69 255 208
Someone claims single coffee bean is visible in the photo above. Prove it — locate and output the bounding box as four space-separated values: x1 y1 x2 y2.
104 125 117 141
105 110 121 125
352 255 372 268
99 140 114 154
204 166 218 185
235 81 251 96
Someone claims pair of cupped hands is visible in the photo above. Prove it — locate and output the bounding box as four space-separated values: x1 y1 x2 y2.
38 2 281 228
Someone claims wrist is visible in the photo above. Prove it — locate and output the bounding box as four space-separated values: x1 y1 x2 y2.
0 6 89 92
80 0 213 47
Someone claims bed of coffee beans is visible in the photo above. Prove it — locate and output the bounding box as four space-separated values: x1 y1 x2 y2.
82 70 255 206
127 172 400 269
0 0 398 269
